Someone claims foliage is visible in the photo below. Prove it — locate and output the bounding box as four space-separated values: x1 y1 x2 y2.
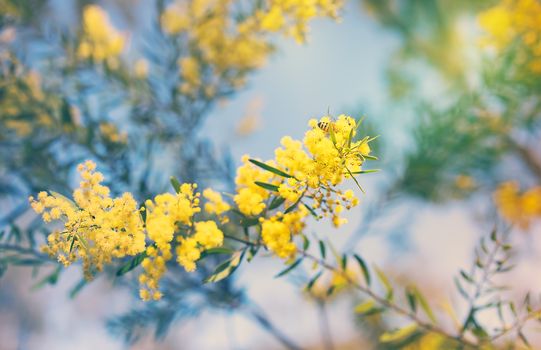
1 0 541 349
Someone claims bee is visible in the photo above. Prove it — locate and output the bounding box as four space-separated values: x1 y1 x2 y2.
317 120 334 133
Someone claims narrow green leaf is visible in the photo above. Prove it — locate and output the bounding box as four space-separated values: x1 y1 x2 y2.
319 240 326 260
328 124 337 145
69 279 87 299
412 287 437 323
405 287 417 313
275 258 303 278
255 181 279 192
353 254 371 286
306 270 323 291
170 176 181 193
204 250 244 283
199 247 235 259
302 203 318 218
269 196 286 210
32 265 61 291
490 229 497 242
116 252 147 276
460 270 475 284
374 265 393 300
362 154 378 160
249 159 293 178
380 324 418 343
284 195 303 214
341 254 348 270
350 169 380 174
301 234 310 251
354 299 376 314
345 166 365 194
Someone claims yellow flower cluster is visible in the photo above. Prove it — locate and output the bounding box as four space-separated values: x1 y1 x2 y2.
77 5 125 65
256 0 342 43
99 122 127 144
235 114 372 257
30 114 374 299
1 69 55 137
494 181 541 229
478 0 541 73
29 161 146 279
30 161 227 301
161 0 342 94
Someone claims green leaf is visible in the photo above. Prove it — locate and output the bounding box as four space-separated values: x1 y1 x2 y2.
199 247 235 259
249 159 293 178
490 229 497 242
374 265 393 301
275 258 303 278
354 299 376 314
319 240 326 259
301 234 310 251
32 265 61 291
412 287 437 323
306 270 323 291
302 203 318 218
380 324 418 343
350 169 380 174
170 176 181 193
255 181 279 192
204 250 244 283
328 124 337 145
460 270 474 284
354 299 384 316
116 252 147 276
362 154 378 160
353 254 371 286
341 254 348 270
69 279 87 299
405 287 417 313
269 196 286 210
345 166 365 194
284 195 303 214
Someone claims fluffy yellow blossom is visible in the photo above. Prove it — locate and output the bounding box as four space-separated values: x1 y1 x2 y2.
260 216 297 258
161 0 342 93
203 188 231 223
494 181 541 229
139 183 201 298
99 122 127 143
176 221 224 272
77 5 125 64
234 114 372 258
29 160 146 279
479 0 541 74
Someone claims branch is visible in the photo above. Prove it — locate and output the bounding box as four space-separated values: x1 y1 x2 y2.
297 249 479 348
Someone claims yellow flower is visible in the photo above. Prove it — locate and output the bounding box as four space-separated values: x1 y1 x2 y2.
77 5 125 63
29 160 146 280
494 181 541 229
260 217 296 258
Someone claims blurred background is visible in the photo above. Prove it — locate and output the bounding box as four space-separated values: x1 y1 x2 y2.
1 0 540 349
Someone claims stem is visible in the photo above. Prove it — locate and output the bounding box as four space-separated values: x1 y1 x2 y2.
459 231 505 336
297 249 479 348
245 302 303 350
317 301 334 350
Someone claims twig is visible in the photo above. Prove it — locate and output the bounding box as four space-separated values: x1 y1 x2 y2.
297 249 479 348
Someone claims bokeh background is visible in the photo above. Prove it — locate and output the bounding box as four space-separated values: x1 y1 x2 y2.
1 0 540 349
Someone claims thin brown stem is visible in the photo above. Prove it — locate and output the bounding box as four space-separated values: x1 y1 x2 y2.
297 249 479 348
